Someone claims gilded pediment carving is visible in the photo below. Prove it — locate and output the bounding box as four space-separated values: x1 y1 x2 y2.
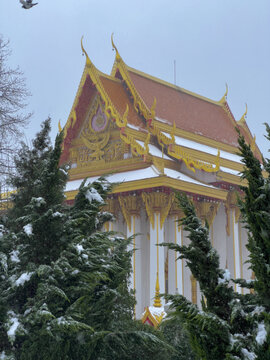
69 95 129 167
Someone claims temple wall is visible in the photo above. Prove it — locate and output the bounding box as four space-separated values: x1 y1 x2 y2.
107 193 251 318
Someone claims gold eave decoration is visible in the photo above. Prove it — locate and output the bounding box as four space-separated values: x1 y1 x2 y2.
80 37 149 158
142 192 175 229
65 174 228 202
218 83 228 105
141 307 165 328
110 37 221 174
237 103 248 127
111 34 151 121
168 143 220 173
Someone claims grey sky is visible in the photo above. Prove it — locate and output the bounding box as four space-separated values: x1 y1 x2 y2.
1 0 270 155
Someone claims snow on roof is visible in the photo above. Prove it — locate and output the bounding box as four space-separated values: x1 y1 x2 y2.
66 166 215 193
161 132 242 163
127 123 141 131
219 166 240 176
66 167 160 192
136 140 171 160
164 168 215 188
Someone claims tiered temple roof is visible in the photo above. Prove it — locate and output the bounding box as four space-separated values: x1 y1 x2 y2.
60 35 260 204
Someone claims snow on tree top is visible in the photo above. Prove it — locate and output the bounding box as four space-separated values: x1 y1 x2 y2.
7 311 20 344
10 250 20 263
52 212 63 217
15 272 33 286
76 244 84 254
32 197 46 206
218 268 231 284
241 348 256 360
23 224 32 236
251 306 265 316
85 187 104 204
256 322 267 345
0 224 4 238
59 168 68 176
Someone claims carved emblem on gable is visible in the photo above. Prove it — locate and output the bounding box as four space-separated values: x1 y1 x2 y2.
70 95 126 167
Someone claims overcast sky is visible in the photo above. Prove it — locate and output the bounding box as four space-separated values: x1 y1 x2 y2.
1 0 270 155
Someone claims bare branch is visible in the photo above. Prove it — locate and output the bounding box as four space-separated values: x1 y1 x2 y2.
0 35 31 188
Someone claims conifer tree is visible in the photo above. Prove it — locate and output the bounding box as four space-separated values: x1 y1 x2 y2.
162 128 270 360
0 119 171 360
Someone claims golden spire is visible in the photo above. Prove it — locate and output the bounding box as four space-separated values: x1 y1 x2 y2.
238 103 248 125
219 83 228 104
153 272 162 307
81 36 92 67
111 33 121 61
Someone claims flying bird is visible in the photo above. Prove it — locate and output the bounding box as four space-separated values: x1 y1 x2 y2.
20 0 38 9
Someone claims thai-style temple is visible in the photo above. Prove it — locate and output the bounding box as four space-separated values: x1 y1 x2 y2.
60 36 261 324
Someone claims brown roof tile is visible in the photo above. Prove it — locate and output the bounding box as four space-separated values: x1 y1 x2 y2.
100 76 145 128
128 70 239 147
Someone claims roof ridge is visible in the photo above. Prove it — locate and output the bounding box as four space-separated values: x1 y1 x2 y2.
126 65 223 107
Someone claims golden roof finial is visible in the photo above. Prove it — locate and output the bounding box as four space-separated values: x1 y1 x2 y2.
81 36 91 67
153 272 162 308
219 83 228 104
111 33 121 61
238 103 248 125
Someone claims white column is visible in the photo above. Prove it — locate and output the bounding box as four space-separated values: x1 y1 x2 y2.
212 204 227 269
126 214 142 318
149 212 165 306
168 215 184 295
175 219 184 295
232 208 241 293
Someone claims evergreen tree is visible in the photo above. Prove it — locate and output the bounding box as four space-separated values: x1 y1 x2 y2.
0 119 172 359
160 318 196 360
162 128 270 360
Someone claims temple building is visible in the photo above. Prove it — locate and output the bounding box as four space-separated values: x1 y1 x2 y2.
60 36 261 324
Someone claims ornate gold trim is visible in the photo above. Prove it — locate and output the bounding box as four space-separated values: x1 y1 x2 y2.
141 306 165 328
80 37 149 159
102 198 119 217
225 190 242 236
195 202 221 227
168 144 220 173
111 35 152 122
118 195 140 231
237 104 248 126
218 83 228 105
66 176 228 202
153 272 162 307
141 192 175 229
110 41 221 174
152 119 239 158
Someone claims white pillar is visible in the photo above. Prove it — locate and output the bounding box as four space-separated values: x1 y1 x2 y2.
232 208 241 293
175 219 184 295
167 215 184 295
149 212 165 306
126 214 142 318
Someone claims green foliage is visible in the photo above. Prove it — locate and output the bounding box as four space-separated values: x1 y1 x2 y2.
161 127 270 359
160 317 197 360
0 120 172 360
